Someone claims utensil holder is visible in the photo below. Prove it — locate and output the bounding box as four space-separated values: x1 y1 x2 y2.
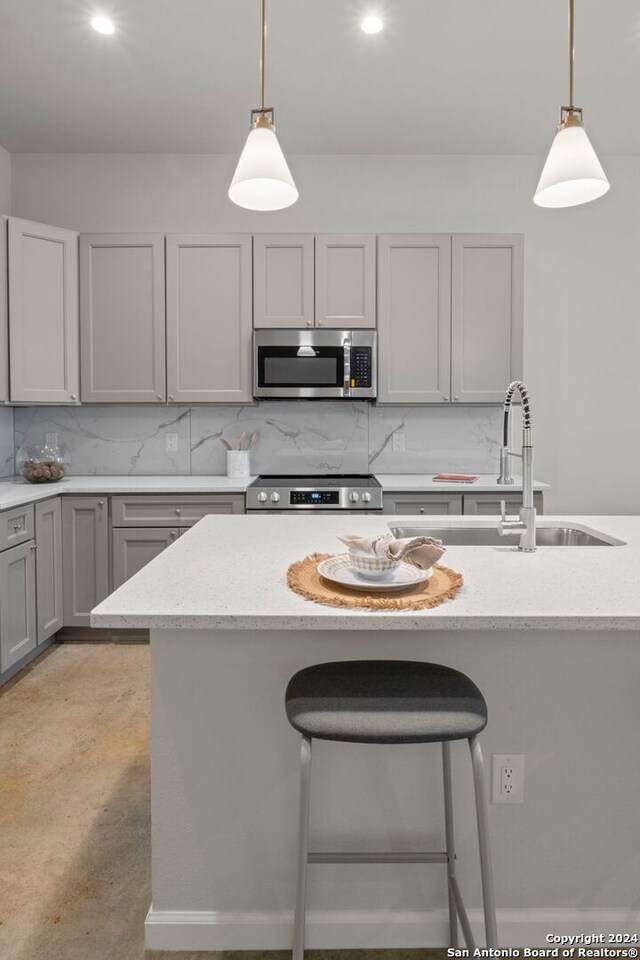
226 450 251 479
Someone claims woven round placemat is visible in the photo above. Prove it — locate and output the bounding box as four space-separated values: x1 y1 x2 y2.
287 553 463 612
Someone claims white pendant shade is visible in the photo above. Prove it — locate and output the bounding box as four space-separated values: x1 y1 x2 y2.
534 122 609 209
229 124 298 211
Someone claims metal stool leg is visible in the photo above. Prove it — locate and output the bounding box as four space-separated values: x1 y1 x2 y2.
441 741 459 948
293 735 312 960
469 735 498 948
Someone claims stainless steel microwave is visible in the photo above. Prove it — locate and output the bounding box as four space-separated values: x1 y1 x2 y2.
253 329 377 400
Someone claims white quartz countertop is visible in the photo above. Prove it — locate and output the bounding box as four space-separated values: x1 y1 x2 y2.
91 513 640 632
0 472 549 512
0 475 254 510
375 474 550 492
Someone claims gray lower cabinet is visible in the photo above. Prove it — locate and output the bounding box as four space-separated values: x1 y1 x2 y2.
383 493 463 515
0 539 37 674
62 497 110 627
463 492 544 516
111 494 245 527
112 527 180 590
35 498 64 643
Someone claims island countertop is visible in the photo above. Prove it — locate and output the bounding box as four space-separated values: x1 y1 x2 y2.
91 513 640 631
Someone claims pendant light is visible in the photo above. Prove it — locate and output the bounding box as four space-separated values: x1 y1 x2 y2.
229 0 298 211
534 0 609 208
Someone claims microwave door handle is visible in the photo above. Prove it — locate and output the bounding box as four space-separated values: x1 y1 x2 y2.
343 339 351 396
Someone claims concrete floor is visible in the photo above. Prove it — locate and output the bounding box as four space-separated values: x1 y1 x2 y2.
0 641 445 960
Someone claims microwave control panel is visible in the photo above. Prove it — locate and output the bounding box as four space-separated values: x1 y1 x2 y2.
350 347 373 388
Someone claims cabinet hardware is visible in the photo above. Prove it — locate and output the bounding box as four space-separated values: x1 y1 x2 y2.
443 396 449 401
454 395 460 401
170 531 177 538
71 394 78 401
168 395 174 402
98 500 105 507
156 395 163 401
175 508 181 515
14 522 21 531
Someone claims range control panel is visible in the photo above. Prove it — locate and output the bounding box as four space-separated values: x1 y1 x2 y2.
290 490 340 506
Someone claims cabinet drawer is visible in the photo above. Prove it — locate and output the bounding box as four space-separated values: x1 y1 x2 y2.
382 493 463 516
0 504 35 552
463 492 544 516
111 494 245 527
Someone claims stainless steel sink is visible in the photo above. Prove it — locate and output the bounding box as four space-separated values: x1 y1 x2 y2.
388 524 626 547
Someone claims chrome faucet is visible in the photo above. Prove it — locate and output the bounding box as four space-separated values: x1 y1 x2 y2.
497 380 536 552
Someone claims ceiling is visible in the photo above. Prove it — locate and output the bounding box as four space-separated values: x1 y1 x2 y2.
0 0 637 155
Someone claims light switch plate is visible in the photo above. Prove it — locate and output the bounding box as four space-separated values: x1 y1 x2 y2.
165 433 178 453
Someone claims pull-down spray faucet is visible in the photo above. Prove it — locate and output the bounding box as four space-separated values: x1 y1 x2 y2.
497 381 536 552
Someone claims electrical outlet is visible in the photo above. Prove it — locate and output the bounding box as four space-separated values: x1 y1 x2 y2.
165 433 178 453
392 431 405 453
46 432 58 445
492 754 525 803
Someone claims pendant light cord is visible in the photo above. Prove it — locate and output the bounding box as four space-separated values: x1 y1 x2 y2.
568 0 574 109
260 0 266 113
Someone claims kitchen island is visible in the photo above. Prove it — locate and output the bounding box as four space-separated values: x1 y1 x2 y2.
92 513 640 951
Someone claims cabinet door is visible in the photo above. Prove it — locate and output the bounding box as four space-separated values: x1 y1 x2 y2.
80 234 166 403
315 235 376 329
378 235 451 403
463 492 544 516
0 540 37 673
35 498 63 643
253 234 314 328
8 217 79 404
166 235 252 403
112 527 180 590
382 493 463 515
62 497 109 627
451 234 524 403
0 219 8 402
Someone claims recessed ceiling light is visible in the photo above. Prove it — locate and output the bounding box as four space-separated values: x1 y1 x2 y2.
361 15 383 34
91 15 115 35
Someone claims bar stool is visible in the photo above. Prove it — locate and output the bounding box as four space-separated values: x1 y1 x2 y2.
285 659 497 958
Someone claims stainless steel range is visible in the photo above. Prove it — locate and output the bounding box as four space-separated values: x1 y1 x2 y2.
246 475 383 512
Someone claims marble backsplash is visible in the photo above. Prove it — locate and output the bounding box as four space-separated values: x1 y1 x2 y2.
0 407 15 477
12 403 505 477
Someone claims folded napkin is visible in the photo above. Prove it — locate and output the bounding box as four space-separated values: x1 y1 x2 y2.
338 533 445 571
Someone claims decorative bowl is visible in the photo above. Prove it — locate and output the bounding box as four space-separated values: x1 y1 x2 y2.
348 549 400 581
17 441 70 484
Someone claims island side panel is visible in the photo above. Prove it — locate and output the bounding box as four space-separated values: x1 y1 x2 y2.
147 627 640 952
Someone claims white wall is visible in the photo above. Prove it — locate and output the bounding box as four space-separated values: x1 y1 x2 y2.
10 152 640 514
0 145 10 214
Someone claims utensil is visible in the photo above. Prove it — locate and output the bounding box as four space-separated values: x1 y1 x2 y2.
219 438 232 451
248 431 259 450
317 555 432 593
238 432 246 451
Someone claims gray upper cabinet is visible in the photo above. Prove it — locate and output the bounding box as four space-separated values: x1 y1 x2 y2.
451 234 524 403
166 234 253 403
62 497 109 627
0 219 8 402
315 235 376 329
0 539 37 674
8 217 79 404
80 234 166 403
377 235 451 403
253 234 314 329
35 498 63 643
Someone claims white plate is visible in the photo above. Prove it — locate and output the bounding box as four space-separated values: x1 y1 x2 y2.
317 554 433 593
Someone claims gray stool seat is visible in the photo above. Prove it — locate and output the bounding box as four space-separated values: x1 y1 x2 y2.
285 659 488 744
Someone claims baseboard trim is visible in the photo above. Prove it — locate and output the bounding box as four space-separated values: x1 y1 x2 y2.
145 906 640 951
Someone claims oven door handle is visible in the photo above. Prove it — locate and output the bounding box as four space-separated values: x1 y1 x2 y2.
343 339 351 397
